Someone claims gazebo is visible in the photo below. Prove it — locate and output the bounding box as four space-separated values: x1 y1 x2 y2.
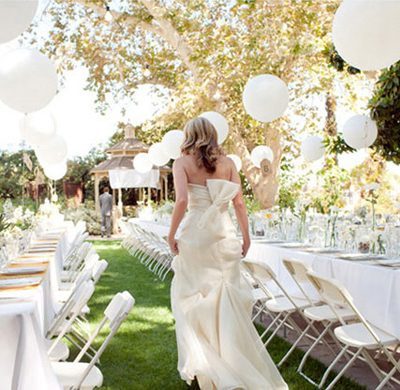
90 125 171 216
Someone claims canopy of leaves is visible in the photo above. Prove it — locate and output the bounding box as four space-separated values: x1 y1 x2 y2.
369 62 400 164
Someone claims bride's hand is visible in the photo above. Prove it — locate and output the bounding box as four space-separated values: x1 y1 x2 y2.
242 238 250 257
168 236 179 255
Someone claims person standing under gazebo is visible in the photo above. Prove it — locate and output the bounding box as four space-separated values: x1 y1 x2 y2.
99 187 113 238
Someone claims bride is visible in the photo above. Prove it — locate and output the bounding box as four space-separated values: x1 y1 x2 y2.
168 117 288 390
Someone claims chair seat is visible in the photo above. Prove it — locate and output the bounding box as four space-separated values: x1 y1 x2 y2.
46 339 69 361
304 304 355 322
51 362 103 390
266 296 312 313
251 288 269 302
334 322 397 349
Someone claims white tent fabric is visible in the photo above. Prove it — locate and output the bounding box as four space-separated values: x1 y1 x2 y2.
109 169 160 189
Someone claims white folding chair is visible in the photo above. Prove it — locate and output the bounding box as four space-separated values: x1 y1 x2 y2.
47 280 95 362
241 261 275 322
279 258 339 367
242 258 315 353
51 291 135 390
307 271 400 390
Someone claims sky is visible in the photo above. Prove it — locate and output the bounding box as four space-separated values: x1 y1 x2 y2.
0 0 167 157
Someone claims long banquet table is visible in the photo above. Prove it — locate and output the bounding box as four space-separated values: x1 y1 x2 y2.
0 229 66 390
130 216 400 340
247 240 400 340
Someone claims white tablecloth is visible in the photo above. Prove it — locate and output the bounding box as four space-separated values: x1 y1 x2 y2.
0 230 66 390
248 241 400 339
0 298 61 390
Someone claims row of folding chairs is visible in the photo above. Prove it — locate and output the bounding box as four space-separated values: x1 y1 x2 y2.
242 258 400 390
120 221 174 280
38 222 135 389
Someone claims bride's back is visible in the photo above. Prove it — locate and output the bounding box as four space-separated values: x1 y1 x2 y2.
180 153 234 186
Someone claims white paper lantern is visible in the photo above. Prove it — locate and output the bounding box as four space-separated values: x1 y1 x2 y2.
250 145 274 168
133 153 153 173
43 161 67 181
0 49 58 113
332 0 400 71
199 111 229 144
301 136 325 162
148 143 170 166
161 130 184 159
19 111 56 147
0 0 38 43
227 154 242 171
342 115 378 149
35 135 68 165
243 74 289 123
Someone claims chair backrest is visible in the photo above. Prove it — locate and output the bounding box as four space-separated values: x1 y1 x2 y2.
282 258 316 305
306 271 386 344
92 259 108 284
47 278 94 338
242 258 276 283
306 271 351 309
73 291 135 389
242 258 290 302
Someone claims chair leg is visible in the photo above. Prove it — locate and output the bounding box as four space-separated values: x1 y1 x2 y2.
297 323 332 382
278 320 314 367
264 312 292 347
325 347 361 390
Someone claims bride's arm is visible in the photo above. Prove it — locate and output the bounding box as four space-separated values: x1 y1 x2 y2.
168 158 188 255
231 163 251 257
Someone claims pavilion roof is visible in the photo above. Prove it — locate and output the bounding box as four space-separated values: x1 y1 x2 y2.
105 138 149 154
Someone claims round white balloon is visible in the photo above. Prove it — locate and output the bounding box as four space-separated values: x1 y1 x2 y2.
200 111 229 144
0 0 38 43
0 48 58 113
148 143 170 166
133 153 153 173
342 114 378 149
301 136 325 162
43 161 67 181
250 145 274 168
20 111 56 147
161 130 184 159
227 154 242 171
243 74 289 123
35 135 68 165
332 0 400 71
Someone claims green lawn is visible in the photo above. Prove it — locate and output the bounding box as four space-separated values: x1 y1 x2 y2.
77 240 364 390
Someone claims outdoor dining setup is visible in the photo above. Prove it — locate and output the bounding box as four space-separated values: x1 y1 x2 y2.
124 209 400 389
0 208 134 389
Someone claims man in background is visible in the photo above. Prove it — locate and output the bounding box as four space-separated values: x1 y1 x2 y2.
99 187 113 238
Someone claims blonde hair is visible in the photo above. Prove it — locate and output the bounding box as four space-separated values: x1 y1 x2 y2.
181 117 223 173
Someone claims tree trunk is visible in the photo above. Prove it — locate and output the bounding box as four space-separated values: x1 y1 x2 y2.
231 125 281 209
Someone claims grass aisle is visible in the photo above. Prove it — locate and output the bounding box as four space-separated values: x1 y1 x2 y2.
87 240 364 390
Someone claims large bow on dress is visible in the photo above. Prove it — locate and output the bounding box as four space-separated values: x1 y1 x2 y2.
197 180 240 229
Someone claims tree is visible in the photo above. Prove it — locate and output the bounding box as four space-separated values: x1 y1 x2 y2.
32 0 344 207
370 62 400 164
65 146 106 200
0 149 39 201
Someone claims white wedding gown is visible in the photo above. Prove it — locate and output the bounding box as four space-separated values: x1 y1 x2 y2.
171 179 288 390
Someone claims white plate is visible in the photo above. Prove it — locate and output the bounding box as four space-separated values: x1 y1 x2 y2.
0 277 41 288
1 266 46 275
